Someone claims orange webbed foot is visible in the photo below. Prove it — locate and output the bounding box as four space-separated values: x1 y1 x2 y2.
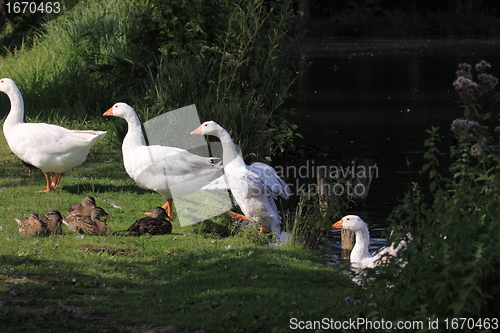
228 211 250 221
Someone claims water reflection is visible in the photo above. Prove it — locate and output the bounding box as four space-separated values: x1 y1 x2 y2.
290 39 500 226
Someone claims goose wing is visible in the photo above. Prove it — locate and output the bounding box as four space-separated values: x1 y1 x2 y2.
247 162 290 199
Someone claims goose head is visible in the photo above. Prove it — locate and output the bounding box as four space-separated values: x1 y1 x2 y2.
191 121 224 136
0 78 18 94
332 215 367 233
103 102 135 119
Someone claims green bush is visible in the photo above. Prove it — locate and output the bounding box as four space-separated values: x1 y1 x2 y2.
361 62 500 323
139 0 300 156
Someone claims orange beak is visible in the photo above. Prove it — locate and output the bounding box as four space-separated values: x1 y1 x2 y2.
190 126 203 135
332 219 343 229
103 107 114 116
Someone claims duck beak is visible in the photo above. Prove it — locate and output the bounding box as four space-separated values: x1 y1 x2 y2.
190 126 203 135
332 219 343 229
103 108 114 116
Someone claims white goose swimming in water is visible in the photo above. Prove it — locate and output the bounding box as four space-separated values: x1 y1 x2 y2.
103 103 221 217
191 121 291 244
332 215 407 272
0 78 107 192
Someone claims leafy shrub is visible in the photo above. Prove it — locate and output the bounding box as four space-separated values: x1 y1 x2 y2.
362 61 500 322
138 0 300 157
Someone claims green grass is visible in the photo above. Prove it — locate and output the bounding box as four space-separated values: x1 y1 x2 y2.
0 126 359 332
0 0 299 158
0 2 330 330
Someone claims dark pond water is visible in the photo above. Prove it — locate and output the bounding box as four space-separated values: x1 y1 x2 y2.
288 39 500 229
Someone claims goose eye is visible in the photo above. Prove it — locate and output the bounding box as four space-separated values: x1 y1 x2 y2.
204 124 208 126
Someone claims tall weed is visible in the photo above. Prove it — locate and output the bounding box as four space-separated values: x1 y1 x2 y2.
284 192 348 250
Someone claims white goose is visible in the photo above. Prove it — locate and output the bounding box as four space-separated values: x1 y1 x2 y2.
0 78 107 192
103 103 221 217
332 215 406 271
191 121 291 244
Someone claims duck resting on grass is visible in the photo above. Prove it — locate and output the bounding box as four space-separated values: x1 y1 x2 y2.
103 103 221 218
126 207 173 236
191 121 291 245
40 210 63 235
67 196 97 219
63 207 110 236
15 210 64 236
332 215 407 272
0 78 107 192
16 212 50 237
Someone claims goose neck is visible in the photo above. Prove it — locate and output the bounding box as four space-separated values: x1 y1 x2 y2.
218 130 243 166
3 85 25 130
352 224 372 259
122 113 146 147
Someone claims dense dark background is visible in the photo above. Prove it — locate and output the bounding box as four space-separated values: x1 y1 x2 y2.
309 0 498 17
1 0 499 41
298 0 500 37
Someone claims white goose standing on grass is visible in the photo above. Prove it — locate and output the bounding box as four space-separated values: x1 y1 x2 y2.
191 121 291 245
332 215 407 272
0 78 107 192
103 103 221 217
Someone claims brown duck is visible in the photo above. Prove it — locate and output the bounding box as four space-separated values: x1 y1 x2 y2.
40 210 63 235
63 207 110 236
67 196 97 218
126 207 173 236
15 212 50 237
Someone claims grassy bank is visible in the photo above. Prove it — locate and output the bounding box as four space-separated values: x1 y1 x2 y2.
0 129 359 332
0 0 299 158
0 2 356 330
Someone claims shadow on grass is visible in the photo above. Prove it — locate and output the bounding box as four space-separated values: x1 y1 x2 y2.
0 243 358 332
63 183 152 195
0 177 151 195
